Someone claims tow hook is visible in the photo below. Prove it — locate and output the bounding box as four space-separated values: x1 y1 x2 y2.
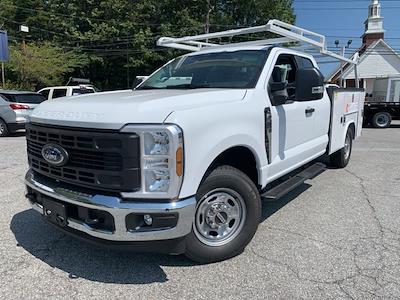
25 193 36 201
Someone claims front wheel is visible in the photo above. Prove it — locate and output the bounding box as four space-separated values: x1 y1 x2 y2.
185 166 261 263
329 128 353 168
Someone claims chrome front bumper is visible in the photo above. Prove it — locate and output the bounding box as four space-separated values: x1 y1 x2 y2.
25 170 196 242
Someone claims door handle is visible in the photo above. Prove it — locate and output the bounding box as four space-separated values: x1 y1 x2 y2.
305 107 315 114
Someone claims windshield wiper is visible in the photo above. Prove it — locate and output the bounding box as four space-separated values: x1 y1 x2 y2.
136 86 163 90
165 84 212 89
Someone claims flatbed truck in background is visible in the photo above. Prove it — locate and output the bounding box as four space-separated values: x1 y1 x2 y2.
364 101 400 128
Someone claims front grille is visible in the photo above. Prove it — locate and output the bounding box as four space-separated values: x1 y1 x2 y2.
26 123 141 192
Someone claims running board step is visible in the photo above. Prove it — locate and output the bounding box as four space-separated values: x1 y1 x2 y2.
261 163 326 201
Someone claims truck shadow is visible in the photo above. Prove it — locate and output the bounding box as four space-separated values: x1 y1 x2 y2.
261 183 311 222
11 183 312 284
10 209 195 284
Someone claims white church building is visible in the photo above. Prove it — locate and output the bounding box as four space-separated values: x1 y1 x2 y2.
329 0 400 102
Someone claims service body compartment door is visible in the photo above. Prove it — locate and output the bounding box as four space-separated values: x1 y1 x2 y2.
327 88 365 154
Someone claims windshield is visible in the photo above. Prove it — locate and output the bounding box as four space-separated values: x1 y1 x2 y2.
138 50 268 90
2 93 46 104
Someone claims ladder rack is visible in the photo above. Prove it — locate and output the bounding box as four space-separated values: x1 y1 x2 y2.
157 19 358 66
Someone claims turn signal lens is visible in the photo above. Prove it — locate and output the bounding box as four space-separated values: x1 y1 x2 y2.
176 147 183 177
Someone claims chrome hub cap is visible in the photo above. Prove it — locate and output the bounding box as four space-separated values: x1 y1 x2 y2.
344 134 351 161
194 188 246 247
0 122 4 135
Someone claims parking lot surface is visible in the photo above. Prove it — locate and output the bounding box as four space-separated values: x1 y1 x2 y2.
1 124 400 300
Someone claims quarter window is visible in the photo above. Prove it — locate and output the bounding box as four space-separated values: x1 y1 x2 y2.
52 89 67 99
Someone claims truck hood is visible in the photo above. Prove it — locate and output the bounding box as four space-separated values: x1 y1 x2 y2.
31 89 247 129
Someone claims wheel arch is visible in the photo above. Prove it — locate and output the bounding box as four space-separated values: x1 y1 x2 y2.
347 122 355 139
199 145 261 191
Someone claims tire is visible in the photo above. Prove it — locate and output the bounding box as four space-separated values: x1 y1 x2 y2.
329 128 353 168
0 119 9 137
185 165 261 264
372 112 391 128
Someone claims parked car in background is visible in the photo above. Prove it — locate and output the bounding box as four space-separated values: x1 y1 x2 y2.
0 90 46 137
38 85 97 100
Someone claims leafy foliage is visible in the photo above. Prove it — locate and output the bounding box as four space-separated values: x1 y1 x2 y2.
0 0 295 91
6 42 88 90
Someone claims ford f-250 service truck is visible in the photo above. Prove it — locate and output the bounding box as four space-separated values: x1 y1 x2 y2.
24 20 365 263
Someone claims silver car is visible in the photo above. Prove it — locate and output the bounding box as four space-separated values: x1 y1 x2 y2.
0 90 46 137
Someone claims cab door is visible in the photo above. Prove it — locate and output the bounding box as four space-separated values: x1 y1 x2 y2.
266 53 324 179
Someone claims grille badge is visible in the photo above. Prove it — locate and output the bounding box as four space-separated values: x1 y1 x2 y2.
41 144 69 167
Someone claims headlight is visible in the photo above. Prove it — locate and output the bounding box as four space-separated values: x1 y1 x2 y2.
120 124 184 199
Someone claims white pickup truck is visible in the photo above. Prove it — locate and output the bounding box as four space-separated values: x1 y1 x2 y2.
24 20 365 263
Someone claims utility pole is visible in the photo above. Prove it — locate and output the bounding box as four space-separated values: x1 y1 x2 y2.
1 62 4 89
126 34 130 88
205 0 211 35
20 25 29 54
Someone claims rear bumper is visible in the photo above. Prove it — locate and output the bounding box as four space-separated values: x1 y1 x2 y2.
25 170 196 245
7 122 26 132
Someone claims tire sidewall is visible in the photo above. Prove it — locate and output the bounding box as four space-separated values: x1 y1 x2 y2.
373 112 391 128
0 119 9 137
343 129 353 166
185 167 261 263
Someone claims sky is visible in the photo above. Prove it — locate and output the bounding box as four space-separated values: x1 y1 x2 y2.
293 0 399 76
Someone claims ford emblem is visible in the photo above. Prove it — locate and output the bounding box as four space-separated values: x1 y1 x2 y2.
41 144 69 167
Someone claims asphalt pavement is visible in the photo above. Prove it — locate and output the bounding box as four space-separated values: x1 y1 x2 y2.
1 124 400 299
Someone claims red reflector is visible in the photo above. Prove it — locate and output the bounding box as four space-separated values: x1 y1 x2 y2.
10 104 30 110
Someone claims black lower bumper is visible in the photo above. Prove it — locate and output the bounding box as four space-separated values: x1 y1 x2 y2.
8 122 26 132
45 218 187 255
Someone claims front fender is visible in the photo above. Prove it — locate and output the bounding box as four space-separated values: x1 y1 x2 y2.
165 99 267 199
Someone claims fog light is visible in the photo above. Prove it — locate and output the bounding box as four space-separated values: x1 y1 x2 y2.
144 214 153 226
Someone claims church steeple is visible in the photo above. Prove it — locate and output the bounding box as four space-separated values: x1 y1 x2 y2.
362 0 385 46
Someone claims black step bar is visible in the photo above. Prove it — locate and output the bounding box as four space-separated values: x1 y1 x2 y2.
262 163 326 201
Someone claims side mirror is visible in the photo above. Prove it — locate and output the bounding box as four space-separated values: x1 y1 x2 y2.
295 68 324 101
132 76 149 89
269 82 288 105
270 82 287 92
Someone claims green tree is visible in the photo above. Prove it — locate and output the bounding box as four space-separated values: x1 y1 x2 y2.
6 42 88 90
0 0 295 90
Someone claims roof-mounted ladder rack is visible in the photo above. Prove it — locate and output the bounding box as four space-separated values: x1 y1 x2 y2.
157 19 358 66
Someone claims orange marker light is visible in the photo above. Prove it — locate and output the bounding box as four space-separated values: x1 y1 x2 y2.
176 147 183 177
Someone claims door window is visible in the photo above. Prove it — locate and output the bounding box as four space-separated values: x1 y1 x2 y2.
52 89 67 99
297 56 314 69
269 54 298 103
39 89 50 100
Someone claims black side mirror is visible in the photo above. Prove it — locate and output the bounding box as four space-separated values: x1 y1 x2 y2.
133 78 144 88
269 82 288 105
270 82 287 92
295 68 324 101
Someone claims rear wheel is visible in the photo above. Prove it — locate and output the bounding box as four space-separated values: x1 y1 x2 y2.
0 119 9 137
329 128 353 168
185 166 261 263
372 112 391 128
